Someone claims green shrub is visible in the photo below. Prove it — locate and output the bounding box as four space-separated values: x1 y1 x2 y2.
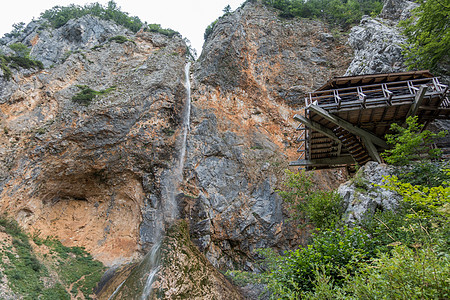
108 35 131 43
40 1 144 33
248 226 375 298
147 23 179 37
261 0 383 28
277 170 344 229
348 246 450 299
72 84 116 106
382 116 447 166
204 20 218 41
0 55 12 80
9 56 44 70
9 42 31 58
399 0 450 72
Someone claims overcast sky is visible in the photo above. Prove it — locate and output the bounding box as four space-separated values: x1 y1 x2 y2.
0 0 246 54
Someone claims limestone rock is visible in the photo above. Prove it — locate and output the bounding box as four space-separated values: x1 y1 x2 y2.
345 16 407 75
184 1 351 270
1 15 129 68
338 162 401 224
380 0 418 21
0 15 189 266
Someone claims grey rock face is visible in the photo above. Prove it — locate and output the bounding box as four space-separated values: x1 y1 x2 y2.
345 16 407 75
338 162 401 224
1 15 129 68
380 0 418 21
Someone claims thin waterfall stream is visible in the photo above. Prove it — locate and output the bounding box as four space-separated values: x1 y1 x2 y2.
140 61 192 299
110 62 192 299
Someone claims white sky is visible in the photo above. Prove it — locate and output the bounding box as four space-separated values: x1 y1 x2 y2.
0 0 246 54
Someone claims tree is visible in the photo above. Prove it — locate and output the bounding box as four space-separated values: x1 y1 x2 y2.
9 43 30 58
381 116 447 166
223 5 232 15
400 0 450 72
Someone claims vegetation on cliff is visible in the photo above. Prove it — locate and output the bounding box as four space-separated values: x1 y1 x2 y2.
261 0 383 28
0 43 43 81
39 0 179 37
0 215 105 299
228 119 450 299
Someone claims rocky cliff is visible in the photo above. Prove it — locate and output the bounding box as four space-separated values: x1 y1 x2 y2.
185 1 351 270
0 17 189 266
0 0 425 298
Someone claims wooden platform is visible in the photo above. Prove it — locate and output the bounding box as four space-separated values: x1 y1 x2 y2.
291 71 450 169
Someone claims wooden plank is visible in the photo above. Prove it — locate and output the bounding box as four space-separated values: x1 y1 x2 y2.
290 155 356 167
308 104 388 148
406 85 427 119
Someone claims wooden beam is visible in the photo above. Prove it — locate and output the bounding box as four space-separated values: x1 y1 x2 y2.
308 104 388 148
293 114 340 143
290 155 356 167
406 85 427 119
362 137 382 163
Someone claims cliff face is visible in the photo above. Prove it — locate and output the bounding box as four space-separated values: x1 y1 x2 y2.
0 0 422 298
185 2 351 269
0 18 188 266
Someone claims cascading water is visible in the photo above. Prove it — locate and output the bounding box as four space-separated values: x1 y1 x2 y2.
110 62 192 299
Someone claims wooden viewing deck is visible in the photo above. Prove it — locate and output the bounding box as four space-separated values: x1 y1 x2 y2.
291 70 450 169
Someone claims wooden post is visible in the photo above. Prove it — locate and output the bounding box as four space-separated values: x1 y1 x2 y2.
406 85 427 119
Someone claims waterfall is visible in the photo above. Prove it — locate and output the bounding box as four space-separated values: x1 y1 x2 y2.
108 62 192 300
139 62 192 299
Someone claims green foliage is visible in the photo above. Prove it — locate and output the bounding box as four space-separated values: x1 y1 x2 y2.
39 237 105 299
399 0 450 72
0 215 104 299
9 42 30 58
40 0 144 33
382 173 450 221
108 35 132 44
261 0 383 28
0 43 43 81
146 23 179 37
382 116 447 165
0 55 12 80
347 246 450 299
223 5 232 15
398 161 450 187
72 84 116 106
238 226 375 298
4 22 26 38
277 170 344 229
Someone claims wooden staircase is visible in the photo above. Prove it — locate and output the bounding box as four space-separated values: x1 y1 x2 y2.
333 127 371 165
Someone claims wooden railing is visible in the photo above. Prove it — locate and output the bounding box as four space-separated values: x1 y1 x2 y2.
305 77 448 110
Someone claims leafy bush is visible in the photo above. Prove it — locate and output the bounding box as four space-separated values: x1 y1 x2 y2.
348 246 450 299
204 20 218 41
261 0 383 28
382 116 447 165
277 170 344 229
40 1 144 33
0 55 12 80
72 85 116 106
108 35 132 44
400 0 450 72
147 23 179 37
9 42 31 58
242 226 375 298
